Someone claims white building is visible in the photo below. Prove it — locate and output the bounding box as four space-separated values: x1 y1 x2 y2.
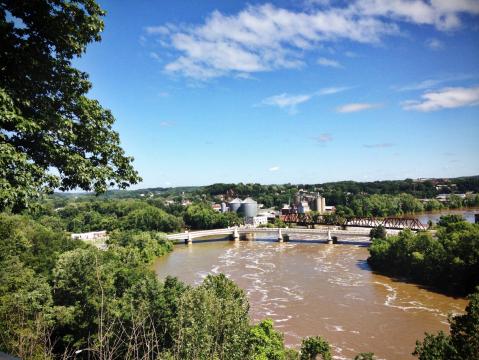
71 230 107 240
245 216 269 227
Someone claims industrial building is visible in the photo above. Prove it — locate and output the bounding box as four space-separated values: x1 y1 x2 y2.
213 197 260 218
288 191 328 214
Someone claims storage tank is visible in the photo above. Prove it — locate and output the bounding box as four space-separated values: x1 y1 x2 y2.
228 198 242 213
240 197 258 217
321 197 326 213
220 202 227 213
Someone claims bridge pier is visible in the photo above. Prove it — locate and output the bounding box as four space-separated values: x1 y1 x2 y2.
277 228 289 242
231 227 240 242
327 229 333 244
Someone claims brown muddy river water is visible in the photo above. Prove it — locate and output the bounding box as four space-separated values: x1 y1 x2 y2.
153 237 467 360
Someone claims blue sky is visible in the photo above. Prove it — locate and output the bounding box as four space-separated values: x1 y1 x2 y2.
75 0 479 188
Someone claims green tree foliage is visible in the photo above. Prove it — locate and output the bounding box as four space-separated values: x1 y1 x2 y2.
368 216 479 295
336 193 425 217
121 206 184 232
0 213 84 277
369 225 387 240
248 319 298 360
300 336 332 360
108 230 173 263
0 257 54 359
414 289 479 359
184 203 242 230
0 0 141 211
172 274 250 359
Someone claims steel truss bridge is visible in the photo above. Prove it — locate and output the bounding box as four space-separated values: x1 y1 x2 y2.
280 214 428 230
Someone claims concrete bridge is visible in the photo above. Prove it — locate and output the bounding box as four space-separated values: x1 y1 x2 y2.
166 226 402 245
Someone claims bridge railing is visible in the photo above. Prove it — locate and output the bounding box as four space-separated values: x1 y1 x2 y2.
166 226 383 241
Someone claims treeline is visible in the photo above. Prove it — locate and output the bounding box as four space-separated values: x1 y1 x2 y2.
368 216 479 295
29 198 243 234
180 176 479 208
92 176 479 204
336 193 479 218
0 212 363 360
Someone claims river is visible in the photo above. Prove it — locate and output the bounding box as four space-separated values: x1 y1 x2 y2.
153 236 468 360
410 207 479 224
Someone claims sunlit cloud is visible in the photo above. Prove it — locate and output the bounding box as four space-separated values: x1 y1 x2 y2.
269 166 280 172
402 86 479 111
393 74 477 92
262 87 350 114
425 38 444 50
262 93 312 114
317 57 343 68
144 1 479 79
337 103 381 113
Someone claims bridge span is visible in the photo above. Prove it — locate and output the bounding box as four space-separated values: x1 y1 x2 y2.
166 226 402 245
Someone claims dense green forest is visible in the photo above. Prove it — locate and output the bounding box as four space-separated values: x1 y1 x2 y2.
368 216 479 295
0 212 347 359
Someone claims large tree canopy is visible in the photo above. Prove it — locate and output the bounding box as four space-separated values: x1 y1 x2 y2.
0 0 141 211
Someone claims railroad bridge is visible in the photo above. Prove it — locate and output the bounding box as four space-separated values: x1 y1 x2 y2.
280 214 427 231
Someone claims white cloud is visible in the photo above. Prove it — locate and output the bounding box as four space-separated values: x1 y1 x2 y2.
145 25 171 35
269 166 280 172
337 102 381 113
145 2 479 79
354 0 479 30
262 93 312 114
316 86 351 95
425 38 444 50
262 86 350 113
146 4 397 79
402 86 479 111
317 57 343 68
393 74 477 92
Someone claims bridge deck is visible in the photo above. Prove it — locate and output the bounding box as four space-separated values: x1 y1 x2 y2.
166 226 401 242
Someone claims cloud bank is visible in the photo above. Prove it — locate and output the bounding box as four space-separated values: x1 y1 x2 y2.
145 1 479 79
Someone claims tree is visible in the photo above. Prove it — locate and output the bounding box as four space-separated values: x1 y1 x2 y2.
300 336 331 360
0 0 141 211
369 225 387 240
413 289 479 359
248 319 290 360
172 274 250 359
0 257 54 359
